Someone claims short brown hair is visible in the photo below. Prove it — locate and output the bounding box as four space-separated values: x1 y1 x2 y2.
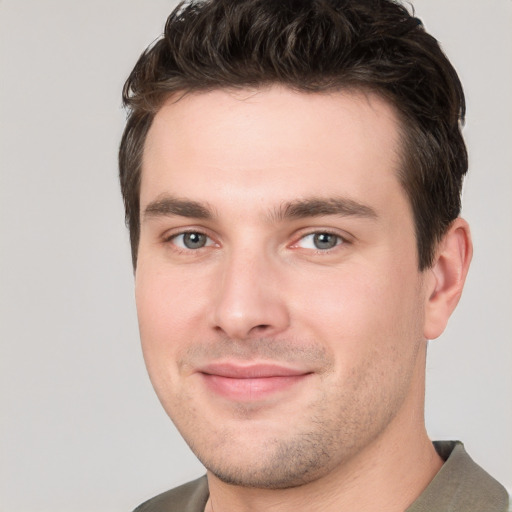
119 0 467 270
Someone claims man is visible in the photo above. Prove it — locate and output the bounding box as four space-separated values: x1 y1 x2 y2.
119 0 509 510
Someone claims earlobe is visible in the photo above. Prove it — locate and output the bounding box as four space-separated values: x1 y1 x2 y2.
423 218 473 340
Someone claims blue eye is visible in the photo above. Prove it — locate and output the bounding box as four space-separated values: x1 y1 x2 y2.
297 232 343 250
172 232 213 250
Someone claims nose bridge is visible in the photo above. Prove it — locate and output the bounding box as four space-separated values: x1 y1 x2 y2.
212 241 289 340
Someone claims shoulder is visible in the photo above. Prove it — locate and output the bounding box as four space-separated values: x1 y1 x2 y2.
133 476 209 512
408 441 509 512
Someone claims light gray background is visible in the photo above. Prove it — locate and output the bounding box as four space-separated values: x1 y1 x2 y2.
0 1 510 511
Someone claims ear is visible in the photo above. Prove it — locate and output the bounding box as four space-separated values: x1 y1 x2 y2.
423 218 473 340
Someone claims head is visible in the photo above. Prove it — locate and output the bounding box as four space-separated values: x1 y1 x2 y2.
119 0 467 271
120 0 472 492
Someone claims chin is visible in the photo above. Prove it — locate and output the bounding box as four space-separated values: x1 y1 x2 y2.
188 424 340 490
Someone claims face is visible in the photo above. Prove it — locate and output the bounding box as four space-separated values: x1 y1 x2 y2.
136 87 431 488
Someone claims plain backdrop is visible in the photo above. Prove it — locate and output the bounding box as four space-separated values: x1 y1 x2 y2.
0 1 511 511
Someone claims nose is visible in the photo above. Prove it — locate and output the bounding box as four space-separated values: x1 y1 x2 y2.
211 249 290 341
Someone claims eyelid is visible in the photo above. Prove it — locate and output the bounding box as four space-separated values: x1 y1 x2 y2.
289 228 351 251
159 226 351 253
162 227 219 250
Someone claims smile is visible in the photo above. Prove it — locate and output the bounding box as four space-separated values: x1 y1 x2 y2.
197 363 312 401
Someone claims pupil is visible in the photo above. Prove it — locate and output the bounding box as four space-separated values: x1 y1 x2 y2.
314 233 337 250
184 232 206 249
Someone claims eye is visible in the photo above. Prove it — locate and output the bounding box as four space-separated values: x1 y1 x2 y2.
171 231 215 250
296 232 343 250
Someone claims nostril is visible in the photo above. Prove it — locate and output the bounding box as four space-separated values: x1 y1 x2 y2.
211 287 290 339
252 324 271 333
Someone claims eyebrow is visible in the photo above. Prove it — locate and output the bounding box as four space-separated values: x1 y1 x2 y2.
142 195 378 223
272 197 378 222
143 196 214 221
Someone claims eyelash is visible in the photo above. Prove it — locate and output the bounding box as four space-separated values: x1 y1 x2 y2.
163 230 217 252
162 229 349 254
291 230 347 253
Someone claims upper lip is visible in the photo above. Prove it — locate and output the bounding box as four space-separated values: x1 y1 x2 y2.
198 362 310 379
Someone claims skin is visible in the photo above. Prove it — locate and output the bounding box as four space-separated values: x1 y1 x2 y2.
135 87 472 512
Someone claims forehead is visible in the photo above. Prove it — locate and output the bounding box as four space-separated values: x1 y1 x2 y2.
141 86 404 214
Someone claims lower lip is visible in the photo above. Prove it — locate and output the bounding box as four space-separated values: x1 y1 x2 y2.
200 373 309 401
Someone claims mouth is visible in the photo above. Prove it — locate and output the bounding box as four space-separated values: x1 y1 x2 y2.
197 362 313 401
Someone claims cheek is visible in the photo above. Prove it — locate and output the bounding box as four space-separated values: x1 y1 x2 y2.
135 268 195 381
134 267 205 411
292 260 425 357
136 264 209 344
